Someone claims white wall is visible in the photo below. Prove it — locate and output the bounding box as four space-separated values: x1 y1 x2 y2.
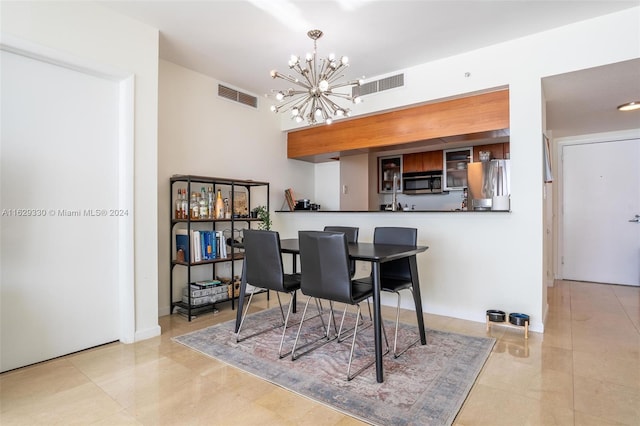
157 60 315 314
1 2 161 341
276 8 640 332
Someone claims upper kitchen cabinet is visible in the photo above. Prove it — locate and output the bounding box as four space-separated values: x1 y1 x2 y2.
403 150 443 173
287 90 509 162
444 147 472 191
473 142 510 161
379 155 402 193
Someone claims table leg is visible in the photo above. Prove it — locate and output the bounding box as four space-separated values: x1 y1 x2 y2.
409 256 427 345
234 260 248 333
372 261 383 383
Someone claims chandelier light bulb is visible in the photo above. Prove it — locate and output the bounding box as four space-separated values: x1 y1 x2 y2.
318 80 329 92
291 107 299 116
325 118 333 125
276 92 284 101
341 56 349 65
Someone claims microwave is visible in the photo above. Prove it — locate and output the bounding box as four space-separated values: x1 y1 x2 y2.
402 171 444 195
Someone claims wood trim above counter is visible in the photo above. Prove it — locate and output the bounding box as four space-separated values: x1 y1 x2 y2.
287 89 509 162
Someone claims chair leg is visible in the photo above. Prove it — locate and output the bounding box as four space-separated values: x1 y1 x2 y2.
391 288 421 358
277 292 296 358
235 289 256 342
236 289 286 343
344 303 389 381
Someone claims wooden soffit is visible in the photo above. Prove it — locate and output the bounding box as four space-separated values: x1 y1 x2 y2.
287 89 510 162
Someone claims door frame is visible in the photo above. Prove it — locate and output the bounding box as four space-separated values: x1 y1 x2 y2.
554 128 640 281
0 34 135 344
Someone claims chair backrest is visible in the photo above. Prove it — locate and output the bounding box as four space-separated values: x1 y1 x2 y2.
323 226 359 277
373 227 417 281
242 229 286 292
298 230 353 304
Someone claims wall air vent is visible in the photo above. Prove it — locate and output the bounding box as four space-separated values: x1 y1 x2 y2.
352 73 404 98
218 84 258 108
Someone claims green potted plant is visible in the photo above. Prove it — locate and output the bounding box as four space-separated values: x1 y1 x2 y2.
253 205 271 230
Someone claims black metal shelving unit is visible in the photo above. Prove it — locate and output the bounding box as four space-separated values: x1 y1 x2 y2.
169 174 270 321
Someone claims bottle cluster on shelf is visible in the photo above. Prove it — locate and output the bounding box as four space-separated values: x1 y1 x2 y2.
175 187 229 220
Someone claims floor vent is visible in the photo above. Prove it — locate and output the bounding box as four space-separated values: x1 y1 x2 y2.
353 73 404 98
218 84 258 108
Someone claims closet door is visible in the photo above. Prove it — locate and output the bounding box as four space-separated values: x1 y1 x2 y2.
1 49 121 371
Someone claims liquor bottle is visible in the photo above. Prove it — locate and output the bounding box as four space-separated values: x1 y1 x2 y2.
214 189 224 219
190 192 199 219
207 187 214 219
223 198 230 219
175 188 183 219
199 187 208 219
181 189 188 219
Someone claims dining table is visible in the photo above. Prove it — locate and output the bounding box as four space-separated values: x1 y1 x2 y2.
234 238 429 383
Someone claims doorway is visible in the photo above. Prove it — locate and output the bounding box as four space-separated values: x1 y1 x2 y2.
560 135 640 286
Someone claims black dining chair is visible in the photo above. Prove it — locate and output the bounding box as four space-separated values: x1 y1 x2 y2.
293 230 388 380
374 226 422 358
236 229 301 358
323 226 359 277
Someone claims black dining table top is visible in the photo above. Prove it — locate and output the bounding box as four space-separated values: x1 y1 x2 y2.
279 238 428 261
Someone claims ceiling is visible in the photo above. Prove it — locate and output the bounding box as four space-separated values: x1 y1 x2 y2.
100 0 640 138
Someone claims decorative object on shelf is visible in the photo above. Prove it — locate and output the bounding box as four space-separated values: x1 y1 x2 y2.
269 29 363 125
232 190 248 217
214 189 224 219
284 188 296 211
253 205 271 230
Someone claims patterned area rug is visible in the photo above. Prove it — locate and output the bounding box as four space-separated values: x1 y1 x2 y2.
173 304 494 426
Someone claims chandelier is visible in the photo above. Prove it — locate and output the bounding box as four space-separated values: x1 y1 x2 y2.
269 29 362 125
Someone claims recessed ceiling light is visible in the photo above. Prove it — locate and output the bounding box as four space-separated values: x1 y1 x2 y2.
617 101 640 111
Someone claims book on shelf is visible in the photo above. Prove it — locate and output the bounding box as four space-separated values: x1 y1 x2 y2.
284 188 296 211
192 279 222 288
190 230 202 262
175 229 189 262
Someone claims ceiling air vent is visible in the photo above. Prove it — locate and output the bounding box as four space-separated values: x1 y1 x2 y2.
352 73 404 98
218 84 258 108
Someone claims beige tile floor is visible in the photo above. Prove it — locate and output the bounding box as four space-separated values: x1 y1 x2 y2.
1 280 638 425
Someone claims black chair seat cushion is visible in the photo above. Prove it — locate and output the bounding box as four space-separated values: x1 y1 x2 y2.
351 279 373 303
283 273 302 292
358 275 412 293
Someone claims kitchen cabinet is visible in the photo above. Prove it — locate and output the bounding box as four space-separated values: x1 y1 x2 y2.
443 147 472 191
473 142 510 161
379 155 402 193
403 150 443 173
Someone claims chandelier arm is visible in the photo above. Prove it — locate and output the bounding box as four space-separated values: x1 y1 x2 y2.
324 61 348 82
320 95 347 115
275 95 309 112
324 92 354 100
275 72 312 90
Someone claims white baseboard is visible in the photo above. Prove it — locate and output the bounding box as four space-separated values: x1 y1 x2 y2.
134 325 161 342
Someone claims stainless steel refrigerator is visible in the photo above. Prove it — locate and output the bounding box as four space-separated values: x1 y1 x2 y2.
467 159 511 211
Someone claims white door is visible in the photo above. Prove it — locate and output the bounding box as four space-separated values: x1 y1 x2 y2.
562 139 640 286
1 49 121 371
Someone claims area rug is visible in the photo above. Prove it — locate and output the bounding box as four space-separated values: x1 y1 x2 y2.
173 304 495 426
